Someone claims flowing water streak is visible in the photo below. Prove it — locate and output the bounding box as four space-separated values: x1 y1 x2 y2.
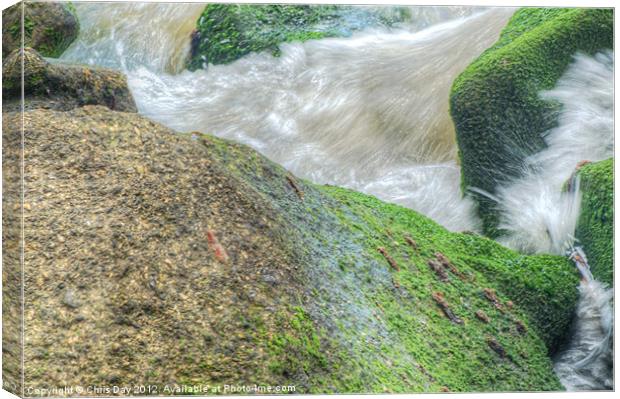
489 52 614 390
126 8 514 231
61 2 206 73
554 246 614 390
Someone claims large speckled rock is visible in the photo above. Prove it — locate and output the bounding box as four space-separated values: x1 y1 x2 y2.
2 104 580 394
2 48 136 112
2 1 79 58
449 8 613 237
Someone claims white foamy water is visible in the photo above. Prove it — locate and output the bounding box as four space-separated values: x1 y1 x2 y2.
554 247 614 390
494 51 614 254
489 52 614 391
124 9 514 232
61 2 206 73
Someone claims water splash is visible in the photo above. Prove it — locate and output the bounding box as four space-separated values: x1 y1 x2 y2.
488 52 614 391
494 51 614 254
554 246 614 391
126 8 513 232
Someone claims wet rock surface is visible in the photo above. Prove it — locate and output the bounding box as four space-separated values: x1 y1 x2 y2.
2 48 136 112
2 1 79 58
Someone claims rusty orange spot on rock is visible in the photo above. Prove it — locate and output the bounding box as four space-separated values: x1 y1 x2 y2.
428 259 449 282
207 229 229 263
432 292 463 324
483 288 504 312
378 247 400 271
475 310 490 323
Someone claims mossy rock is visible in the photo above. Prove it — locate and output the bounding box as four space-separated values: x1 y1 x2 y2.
187 4 408 69
449 8 613 237
2 48 136 112
575 159 613 286
2 1 79 58
6 73 583 392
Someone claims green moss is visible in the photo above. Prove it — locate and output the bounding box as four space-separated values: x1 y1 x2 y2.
199 133 579 392
575 159 613 286
2 2 79 58
450 8 613 237
187 4 405 69
267 306 329 380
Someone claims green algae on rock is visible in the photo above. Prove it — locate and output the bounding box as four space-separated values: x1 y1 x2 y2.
5 40 584 390
187 4 408 69
2 1 79 58
449 8 613 237
6 96 582 392
2 48 136 112
575 159 613 286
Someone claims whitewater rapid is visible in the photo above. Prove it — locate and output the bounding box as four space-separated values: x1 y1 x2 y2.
494 51 614 256
62 4 513 232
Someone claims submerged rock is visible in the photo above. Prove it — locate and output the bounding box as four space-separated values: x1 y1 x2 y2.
2 48 136 112
575 159 613 286
449 8 613 237
2 1 79 58
186 4 409 69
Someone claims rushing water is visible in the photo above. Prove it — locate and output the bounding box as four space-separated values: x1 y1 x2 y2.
517 52 614 391
553 247 614 390
494 51 614 255
61 2 613 390
63 3 514 232
61 2 206 73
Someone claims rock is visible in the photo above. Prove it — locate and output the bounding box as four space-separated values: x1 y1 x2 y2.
3 55 582 393
187 4 408 69
575 158 613 286
2 48 137 112
450 8 613 236
2 1 79 58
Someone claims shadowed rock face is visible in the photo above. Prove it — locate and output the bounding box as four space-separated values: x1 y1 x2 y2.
3 28 581 396
2 1 79 58
2 48 137 112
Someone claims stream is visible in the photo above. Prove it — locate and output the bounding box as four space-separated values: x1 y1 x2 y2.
60 2 613 391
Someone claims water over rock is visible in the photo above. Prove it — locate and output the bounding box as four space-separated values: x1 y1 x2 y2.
186 4 410 69
450 8 613 237
2 1 79 58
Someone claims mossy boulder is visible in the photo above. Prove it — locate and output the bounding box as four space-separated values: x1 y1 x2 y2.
575 159 613 286
450 8 613 237
2 48 136 112
5 89 583 392
187 4 408 69
2 1 79 58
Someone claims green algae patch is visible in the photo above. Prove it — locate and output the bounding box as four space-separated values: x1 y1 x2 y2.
201 133 578 392
187 4 407 69
576 159 613 286
450 8 613 237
